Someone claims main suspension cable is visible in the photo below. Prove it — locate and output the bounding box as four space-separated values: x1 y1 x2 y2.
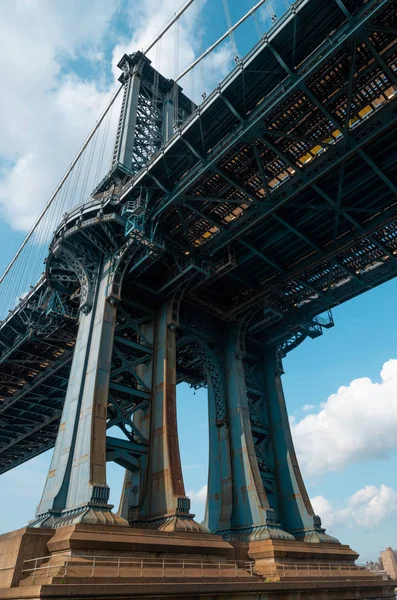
175 0 269 83
144 0 195 55
0 84 123 285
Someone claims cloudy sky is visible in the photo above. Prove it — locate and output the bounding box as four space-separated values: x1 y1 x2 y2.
1 0 397 565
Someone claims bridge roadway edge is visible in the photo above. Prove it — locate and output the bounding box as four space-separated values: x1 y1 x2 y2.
0 582 395 600
0 524 395 599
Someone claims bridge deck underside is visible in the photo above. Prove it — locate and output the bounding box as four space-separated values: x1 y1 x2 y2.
124 0 397 324
1 0 397 473
0 284 76 473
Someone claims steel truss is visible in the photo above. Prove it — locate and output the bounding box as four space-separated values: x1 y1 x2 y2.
0 0 397 488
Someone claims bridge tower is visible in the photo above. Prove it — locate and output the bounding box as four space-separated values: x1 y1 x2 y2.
30 52 202 531
29 51 333 546
1 0 396 595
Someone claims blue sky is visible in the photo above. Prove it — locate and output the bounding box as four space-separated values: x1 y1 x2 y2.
0 0 396 565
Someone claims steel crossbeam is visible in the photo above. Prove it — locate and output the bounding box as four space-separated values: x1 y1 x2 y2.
145 0 389 220
208 104 397 256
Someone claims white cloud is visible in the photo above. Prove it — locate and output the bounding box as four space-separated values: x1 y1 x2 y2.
187 484 207 504
0 0 233 235
311 495 335 527
302 403 315 412
312 485 397 530
112 0 233 99
0 1 117 231
292 359 397 476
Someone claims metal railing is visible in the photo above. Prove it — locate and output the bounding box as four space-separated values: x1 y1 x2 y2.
22 555 256 582
272 562 367 576
21 554 374 583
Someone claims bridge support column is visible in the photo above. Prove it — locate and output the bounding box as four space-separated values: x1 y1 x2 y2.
124 302 205 532
112 56 143 169
208 325 337 544
204 383 233 533
262 348 338 542
216 325 294 541
31 259 127 528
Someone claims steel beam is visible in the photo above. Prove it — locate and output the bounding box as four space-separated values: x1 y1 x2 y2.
150 0 386 220
204 102 397 256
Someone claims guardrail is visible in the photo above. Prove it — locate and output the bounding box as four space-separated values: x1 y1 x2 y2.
274 562 367 575
21 554 375 583
22 555 256 582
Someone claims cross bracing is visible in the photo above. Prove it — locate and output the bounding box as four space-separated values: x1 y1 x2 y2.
112 53 195 175
0 0 397 473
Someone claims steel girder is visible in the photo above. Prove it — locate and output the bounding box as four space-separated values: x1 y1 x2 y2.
135 0 394 219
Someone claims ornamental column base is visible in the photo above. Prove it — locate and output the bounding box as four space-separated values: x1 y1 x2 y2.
31 505 128 529
128 497 208 533
296 528 340 543
216 508 295 542
218 524 295 543
130 515 208 533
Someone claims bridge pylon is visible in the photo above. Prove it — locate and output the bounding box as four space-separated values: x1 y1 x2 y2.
118 300 206 532
1 0 397 594
30 256 128 528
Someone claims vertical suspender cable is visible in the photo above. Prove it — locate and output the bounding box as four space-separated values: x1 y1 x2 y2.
175 0 269 82
0 84 123 285
98 103 113 181
267 0 277 23
143 0 195 55
222 0 238 58
251 0 262 38
199 0 205 98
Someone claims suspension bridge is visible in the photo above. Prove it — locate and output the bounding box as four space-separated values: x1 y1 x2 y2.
0 0 396 598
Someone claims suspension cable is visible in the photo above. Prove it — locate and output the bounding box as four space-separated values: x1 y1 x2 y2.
0 84 123 285
175 0 269 82
144 0 195 55
222 0 238 58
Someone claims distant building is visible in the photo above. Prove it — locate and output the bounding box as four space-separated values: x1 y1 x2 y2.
366 560 383 572
380 548 397 580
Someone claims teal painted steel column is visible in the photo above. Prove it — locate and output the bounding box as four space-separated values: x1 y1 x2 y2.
219 325 293 541
31 259 127 528
112 56 143 169
263 349 338 543
204 382 233 533
131 302 205 531
118 320 153 522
